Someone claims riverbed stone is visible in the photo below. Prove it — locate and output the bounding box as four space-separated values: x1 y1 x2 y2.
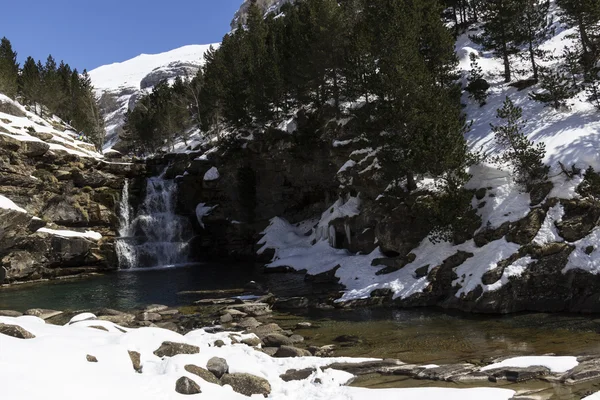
207 357 229 379
175 376 202 395
308 345 335 357
153 341 200 358
561 358 600 384
226 302 271 317
0 310 23 317
248 323 283 338
279 368 316 382
220 313 234 323
262 333 293 347
241 337 262 347
220 308 248 320
145 304 169 313
184 364 221 385
261 347 279 356
238 317 261 329
289 334 304 344
415 364 478 381
98 313 135 325
0 323 35 339
324 360 403 375
137 312 162 322
158 309 179 316
486 366 551 382
296 322 312 329
221 373 271 397
273 297 309 310
155 321 179 332
273 346 311 358
24 308 62 320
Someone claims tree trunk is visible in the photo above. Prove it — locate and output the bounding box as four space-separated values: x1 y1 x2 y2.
406 172 417 192
528 40 538 80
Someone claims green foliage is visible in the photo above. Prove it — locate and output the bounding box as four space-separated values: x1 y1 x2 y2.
556 0 600 70
515 0 554 80
466 53 490 106
529 66 576 109
578 166 600 198
491 97 549 189
0 37 19 98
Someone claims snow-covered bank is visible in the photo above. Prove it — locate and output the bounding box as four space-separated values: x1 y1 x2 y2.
0 314 517 400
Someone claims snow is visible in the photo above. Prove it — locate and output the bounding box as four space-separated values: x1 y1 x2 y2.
196 203 216 229
337 160 356 174
204 166 220 181
481 356 579 373
0 314 516 400
533 204 565 245
37 228 103 241
564 228 600 275
0 194 27 213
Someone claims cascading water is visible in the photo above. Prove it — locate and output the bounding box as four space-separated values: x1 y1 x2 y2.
116 169 191 269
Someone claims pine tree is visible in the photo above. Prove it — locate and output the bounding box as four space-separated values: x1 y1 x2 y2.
515 0 554 80
40 55 62 114
0 37 19 98
584 67 600 110
491 97 548 188
466 53 490 106
556 0 600 70
529 66 576 109
19 56 41 110
472 0 523 83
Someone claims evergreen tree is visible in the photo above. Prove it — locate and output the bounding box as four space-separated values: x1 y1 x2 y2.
472 0 523 83
556 0 600 69
466 53 490 106
491 97 548 188
19 56 41 110
529 66 576 109
40 55 62 114
515 0 554 80
0 37 19 98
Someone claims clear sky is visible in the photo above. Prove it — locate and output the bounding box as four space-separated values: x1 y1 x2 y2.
1 0 242 72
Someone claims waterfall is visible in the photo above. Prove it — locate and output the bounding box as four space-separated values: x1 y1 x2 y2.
116 169 191 269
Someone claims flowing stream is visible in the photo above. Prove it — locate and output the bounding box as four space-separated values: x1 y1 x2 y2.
116 169 191 269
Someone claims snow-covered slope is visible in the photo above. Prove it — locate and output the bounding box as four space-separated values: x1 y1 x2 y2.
231 0 292 29
89 44 217 150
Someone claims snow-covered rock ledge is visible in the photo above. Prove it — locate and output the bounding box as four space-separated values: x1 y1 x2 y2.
0 313 522 400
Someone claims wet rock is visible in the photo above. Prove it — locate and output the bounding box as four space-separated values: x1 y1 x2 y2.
0 310 23 317
262 333 293 347
273 297 309 310
305 265 341 284
158 309 179 316
98 313 135 325
24 308 62 320
279 368 316 382
185 364 221 385
238 317 261 329
175 376 202 395
308 345 335 357
248 323 283 338
155 322 179 332
220 313 234 323
325 360 403 375
207 357 229 379
137 312 162 322
144 304 169 313
273 345 311 358
220 308 248 319
241 337 262 347
261 347 279 356
214 340 225 348
128 350 142 372
289 334 304 344
296 322 312 329
153 341 200 358
226 302 271 317
486 366 551 382
86 355 98 363
415 364 477 381
0 323 36 339
221 373 271 397
561 358 600 384
196 298 237 305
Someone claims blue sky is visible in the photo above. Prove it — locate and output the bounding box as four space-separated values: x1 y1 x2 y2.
1 0 242 72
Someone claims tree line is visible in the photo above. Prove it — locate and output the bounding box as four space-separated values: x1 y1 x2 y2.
0 37 104 149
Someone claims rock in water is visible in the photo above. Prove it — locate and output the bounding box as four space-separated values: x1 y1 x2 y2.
220 373 271 397
184 365 221 385
207 357 229 379
175 376 202 395
153 341 200 358
0 323 35 339
128 350 142 373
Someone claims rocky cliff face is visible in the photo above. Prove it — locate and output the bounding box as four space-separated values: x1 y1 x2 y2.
231 0 293 29
0 95 145 283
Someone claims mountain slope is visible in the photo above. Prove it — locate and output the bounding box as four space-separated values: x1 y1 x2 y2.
89 44 217 150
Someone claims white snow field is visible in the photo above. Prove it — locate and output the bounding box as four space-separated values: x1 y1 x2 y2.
0 314 516 400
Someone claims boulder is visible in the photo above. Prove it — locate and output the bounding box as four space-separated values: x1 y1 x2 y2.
226 302 271 317
486 366 551 382
296 322 312 329
324 360 404 375
155 322 179 332
262 333 293 347
0 310 23 317
98 313 135 325
289 334 304 344
128 350 142 372
137 312 162 322
184 364 221 385
175 376 202 395
273 297 309 310
24 309 62 320
238 317 261 329
221 373 271 397
214 340 225 348
273 346 311 358
248 323 283 338
145 304 169 313
86 355 98 363
207 357 229 379
0 323 36 339
279 368 316 382
241 337 262 347
153 341 200 358
261 347 279 356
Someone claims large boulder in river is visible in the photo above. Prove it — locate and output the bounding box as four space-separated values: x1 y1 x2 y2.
221 373 271 397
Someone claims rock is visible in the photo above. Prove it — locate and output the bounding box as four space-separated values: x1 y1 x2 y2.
207 357 229 379
296 322 312 329
153 341 200 358
128 350 142 372
0 310 23 317
0 323 36 339
24 308 62 320
333 335 362 344
305 265 341 284
308 345 335 357
145 304 169 313
562 358 600 384
89 325 109 332
415 364 477 381
195 298 237 305
324 360 403 375
137 312 162 322
220 308 248 319
279 368 316 382
221 373 271 397
273 346 312 358
262 333 293 347
248 323 283 338
155 322 179 332
214 340 225 348
261 347 279 356
289 334 304 344
238 317 261 329
86 355 98 363
184 365 221 385
175 376 202 395
241 337 262 347
158 309 179 316
98 313 136 325
220 313 234 323
226 302 271 317
486 366 551 382
273 297 309 310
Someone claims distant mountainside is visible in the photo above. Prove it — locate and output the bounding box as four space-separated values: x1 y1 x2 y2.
89 44 217 150
231 0 292 29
